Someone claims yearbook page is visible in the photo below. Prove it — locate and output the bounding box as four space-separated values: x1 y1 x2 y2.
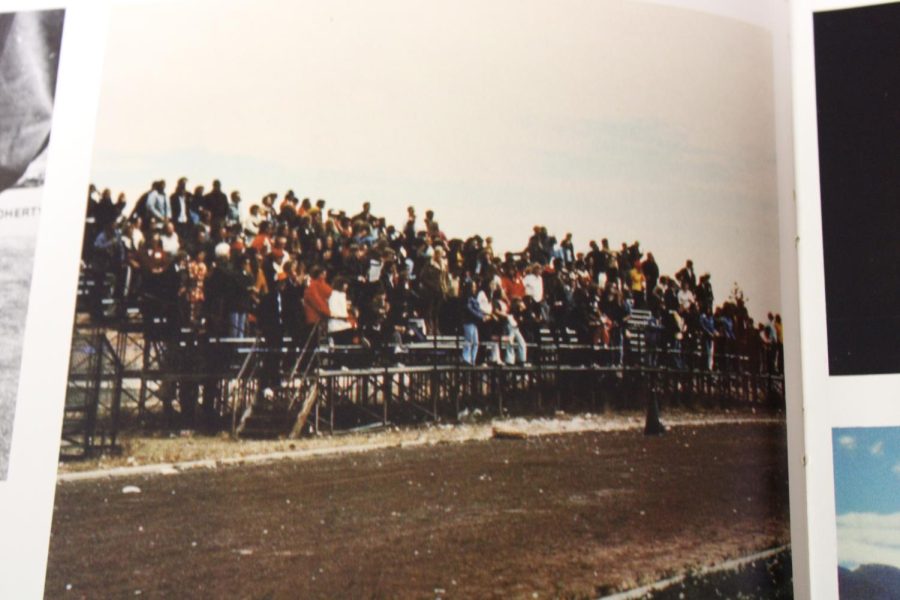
2 0 803 597
792 0 900 599
0 3 107 598
0 6 63 482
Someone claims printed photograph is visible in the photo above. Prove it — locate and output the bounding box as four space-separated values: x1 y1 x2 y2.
45 0 790 597
814 1 900 376
0 8 64 479
833 427 900 599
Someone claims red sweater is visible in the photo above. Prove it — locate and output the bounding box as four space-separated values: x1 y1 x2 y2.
502 274 526 300
304 278 333 325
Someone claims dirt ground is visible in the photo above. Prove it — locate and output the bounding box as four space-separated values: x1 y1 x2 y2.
45 422 790 599
56 410 775 474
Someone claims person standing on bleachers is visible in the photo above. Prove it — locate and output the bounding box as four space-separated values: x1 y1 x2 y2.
145 180 170 228
418 248 450 335
461 279 488 366
303 265 332 338
257 271 290 389
203 179 229 229
170 177 191 240
629 259 646 310
642 253 659 301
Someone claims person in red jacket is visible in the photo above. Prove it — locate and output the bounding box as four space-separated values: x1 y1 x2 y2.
303 265 332 330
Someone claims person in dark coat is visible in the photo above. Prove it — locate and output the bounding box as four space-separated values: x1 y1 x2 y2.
257 271 290 389
642 252 660 297
170 177 192 239
203 179 229 227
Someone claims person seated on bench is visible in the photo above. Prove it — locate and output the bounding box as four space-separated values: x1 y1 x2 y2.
493 290 528 365
476 280 502 365
327 277 357 345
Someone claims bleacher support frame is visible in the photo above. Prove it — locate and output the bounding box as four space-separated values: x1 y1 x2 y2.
61 304 785 454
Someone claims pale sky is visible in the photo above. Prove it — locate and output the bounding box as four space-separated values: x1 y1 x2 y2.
91 0 780 318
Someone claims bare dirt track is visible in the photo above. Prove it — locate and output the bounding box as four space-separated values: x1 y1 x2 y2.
45 422 790 599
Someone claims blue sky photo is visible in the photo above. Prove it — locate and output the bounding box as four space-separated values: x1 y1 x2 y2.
833 427 900 570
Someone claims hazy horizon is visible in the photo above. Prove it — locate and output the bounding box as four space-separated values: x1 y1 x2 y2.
90 0 781 318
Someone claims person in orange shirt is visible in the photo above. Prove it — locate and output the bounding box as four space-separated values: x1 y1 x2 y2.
250 221 273 255
303 265 332 330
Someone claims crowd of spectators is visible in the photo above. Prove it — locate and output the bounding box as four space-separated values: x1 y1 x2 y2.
84 178 784 377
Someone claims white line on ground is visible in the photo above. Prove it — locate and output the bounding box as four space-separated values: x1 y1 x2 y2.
597 544 791 600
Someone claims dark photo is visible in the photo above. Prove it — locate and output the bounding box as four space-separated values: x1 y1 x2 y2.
814 2 900 376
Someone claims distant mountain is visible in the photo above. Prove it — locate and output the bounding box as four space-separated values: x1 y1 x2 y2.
839 564 900 599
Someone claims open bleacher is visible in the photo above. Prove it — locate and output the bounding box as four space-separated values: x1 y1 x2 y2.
64 281 784 457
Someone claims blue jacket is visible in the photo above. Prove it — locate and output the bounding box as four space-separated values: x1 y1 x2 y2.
463 296 486 324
